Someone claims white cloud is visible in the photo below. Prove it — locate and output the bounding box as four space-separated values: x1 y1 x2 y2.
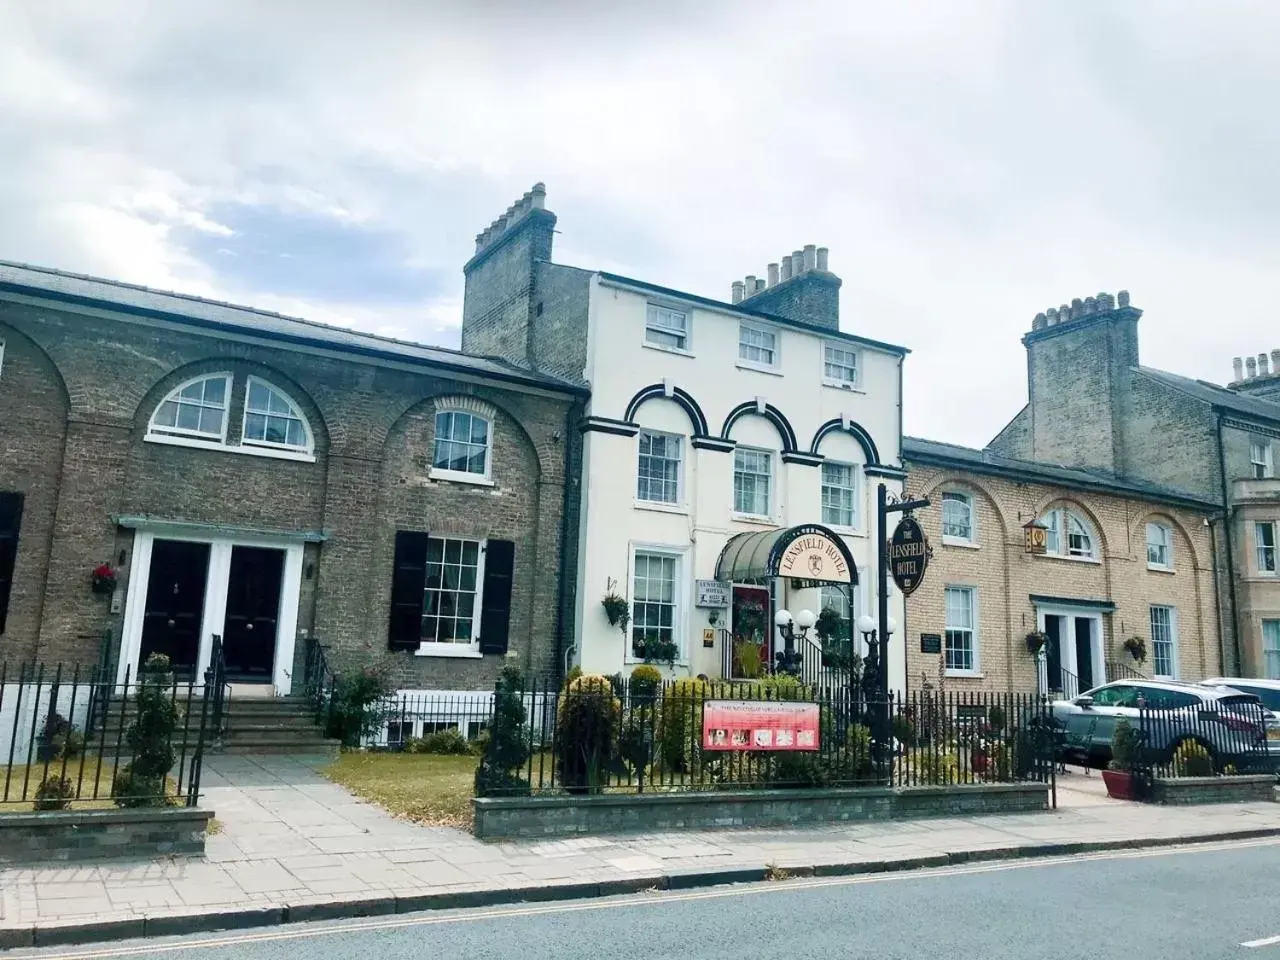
0 0 1277 448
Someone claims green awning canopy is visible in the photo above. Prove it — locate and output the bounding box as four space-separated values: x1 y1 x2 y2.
715 524 858 585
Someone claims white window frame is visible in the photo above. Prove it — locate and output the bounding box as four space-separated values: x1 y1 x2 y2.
636 429 683 507
430 408 495 486
732 446 774 520
415 535 487 659
644 303 690 353
1262 619 1280 680
1251 440 1274 480
941 491 976 546
627 543 688 665
1040 507 1098 562
241 376 314 455
737 322 779 370
1256 521 1278 575
1146 521 1173 571
820 460 858 530
943 585 979 676
1149 604 1178 680
822 343 858 389
147 373 233 445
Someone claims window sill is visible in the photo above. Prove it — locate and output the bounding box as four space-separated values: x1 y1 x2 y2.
623 657 689 669
1038 553 1101 566
643 341 694 359
1147 564 1175 574
414 644 483 659
821 379 863 393
944 670 985 679
635 500 689 516
428 468 495 487
731 513 777 527
145 434 317 463
735 361 783 377
942 537 979 550
825 524 864 538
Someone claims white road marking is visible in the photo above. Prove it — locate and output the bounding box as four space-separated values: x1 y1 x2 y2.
19 836 1280 960
1242 934 1280 949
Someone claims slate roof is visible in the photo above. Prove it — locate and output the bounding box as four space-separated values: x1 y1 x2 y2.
1134 366 1280 424
0 259 586 394
902 436 1217 511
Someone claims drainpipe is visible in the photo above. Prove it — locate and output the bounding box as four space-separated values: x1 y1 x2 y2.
1207 516 1228 676
1215 410 1242 674
553 397 585 683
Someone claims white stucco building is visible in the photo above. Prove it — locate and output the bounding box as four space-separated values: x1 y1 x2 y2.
460 185 911 689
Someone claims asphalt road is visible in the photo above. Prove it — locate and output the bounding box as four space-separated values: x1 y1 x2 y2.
15 838 1280 960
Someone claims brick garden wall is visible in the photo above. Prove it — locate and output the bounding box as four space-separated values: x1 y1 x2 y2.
901 460 1222 694
0 299 577 688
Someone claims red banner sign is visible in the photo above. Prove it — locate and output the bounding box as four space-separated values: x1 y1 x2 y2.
702 700 820 751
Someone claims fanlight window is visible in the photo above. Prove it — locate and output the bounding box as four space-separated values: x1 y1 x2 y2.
1041 508 1097 560
243 378 310 451
149 374 230 441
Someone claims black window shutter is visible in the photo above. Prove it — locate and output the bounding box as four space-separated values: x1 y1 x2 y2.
0 492 24 636
478 539 515 656
388 530 429 651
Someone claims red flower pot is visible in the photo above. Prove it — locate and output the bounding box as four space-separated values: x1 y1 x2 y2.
1101 768 1136 800
971 748 989 775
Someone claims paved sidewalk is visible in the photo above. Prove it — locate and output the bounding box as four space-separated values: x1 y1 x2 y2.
2 756 1278 949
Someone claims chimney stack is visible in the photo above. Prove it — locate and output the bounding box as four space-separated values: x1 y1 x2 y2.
767 263 779 287
727 242 841 329
1260 353 1271 377
1234 357 1245 382
1247 356 1258 379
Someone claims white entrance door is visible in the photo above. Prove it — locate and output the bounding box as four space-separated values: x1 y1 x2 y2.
1037 607 1107 697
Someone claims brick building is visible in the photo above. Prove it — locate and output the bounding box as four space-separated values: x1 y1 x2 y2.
988 292 1280 680
0 261 585 694
902 438 1220 696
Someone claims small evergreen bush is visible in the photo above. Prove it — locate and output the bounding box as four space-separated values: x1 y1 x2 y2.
554 674 621 794
113 653 179 808
1173 739 1214 777
34 775 74 811
406 729 472 755
474 665 531 797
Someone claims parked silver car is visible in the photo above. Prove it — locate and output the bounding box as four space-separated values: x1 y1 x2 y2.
1199 678 1280 768
1049 679 1276 770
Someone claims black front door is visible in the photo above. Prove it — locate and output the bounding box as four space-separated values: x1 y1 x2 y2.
222 546 284 683
1075 616 1095 690
139 540 210 678
1044 615 1064 693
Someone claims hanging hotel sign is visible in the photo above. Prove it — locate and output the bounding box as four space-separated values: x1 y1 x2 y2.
776 528 851 584
887 515 929 596
695 580 730 609
1023 519 1048 555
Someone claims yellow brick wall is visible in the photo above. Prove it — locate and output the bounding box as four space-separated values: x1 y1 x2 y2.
901 462 1222 694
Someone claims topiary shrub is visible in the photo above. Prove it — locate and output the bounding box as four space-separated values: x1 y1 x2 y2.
475 665 531 797
325 667 390 747
658 677 708 773
629 665 662 704
34 775 74 811
554 674 621 794
1109 717 1141 772
407 729 472 755
113 653 179 808
1173 738 1214 777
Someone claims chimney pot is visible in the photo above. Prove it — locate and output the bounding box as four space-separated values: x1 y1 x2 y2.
744 275 757 298
731 280 745 304
1070 298 1083 319
1247 356 1258 379
530 183 547 209
1233 357 1245 382
1032 312 1047 331
802 244 817 272
755 277 766 295
1046 307 1059 326
816 247 829 272
1084 296 1097 314
1097 292 1115 311
1272 349 1280 372
792 250 805 275
767 263 779 287
1117 290 1130 308
1260 353 1271 377
780 256 793 282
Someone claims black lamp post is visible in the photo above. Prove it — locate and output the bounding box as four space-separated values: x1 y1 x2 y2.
773 608 814 677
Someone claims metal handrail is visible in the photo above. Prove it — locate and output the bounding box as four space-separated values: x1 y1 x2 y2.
203 635 229 740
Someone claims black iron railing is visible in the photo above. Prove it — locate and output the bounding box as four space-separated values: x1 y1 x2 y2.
303 637 338 735
1129 697 1274 792
1106 659 1147 682
473 676 1055 798
203 634 229 741
0 658 211 809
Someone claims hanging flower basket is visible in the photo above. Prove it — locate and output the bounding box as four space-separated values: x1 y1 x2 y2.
1025 630 1049 656
601 593 630 634
90 563 117 596
1123 636 1147 663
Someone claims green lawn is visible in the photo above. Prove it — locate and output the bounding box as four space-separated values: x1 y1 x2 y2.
322 753 481 829
0 761 181 812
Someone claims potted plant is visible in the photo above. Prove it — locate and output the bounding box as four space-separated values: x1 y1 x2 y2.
601 592 630 634
1123 636 1147 663
1025 630 1048 656
1102 717 1141 800
91 563 117 595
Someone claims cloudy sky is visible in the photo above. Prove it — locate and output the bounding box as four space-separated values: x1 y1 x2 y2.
1 0 1275 446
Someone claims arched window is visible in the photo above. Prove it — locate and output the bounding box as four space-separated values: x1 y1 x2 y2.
242 377 312 453
1041 507 1097 560
148 374 231 442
